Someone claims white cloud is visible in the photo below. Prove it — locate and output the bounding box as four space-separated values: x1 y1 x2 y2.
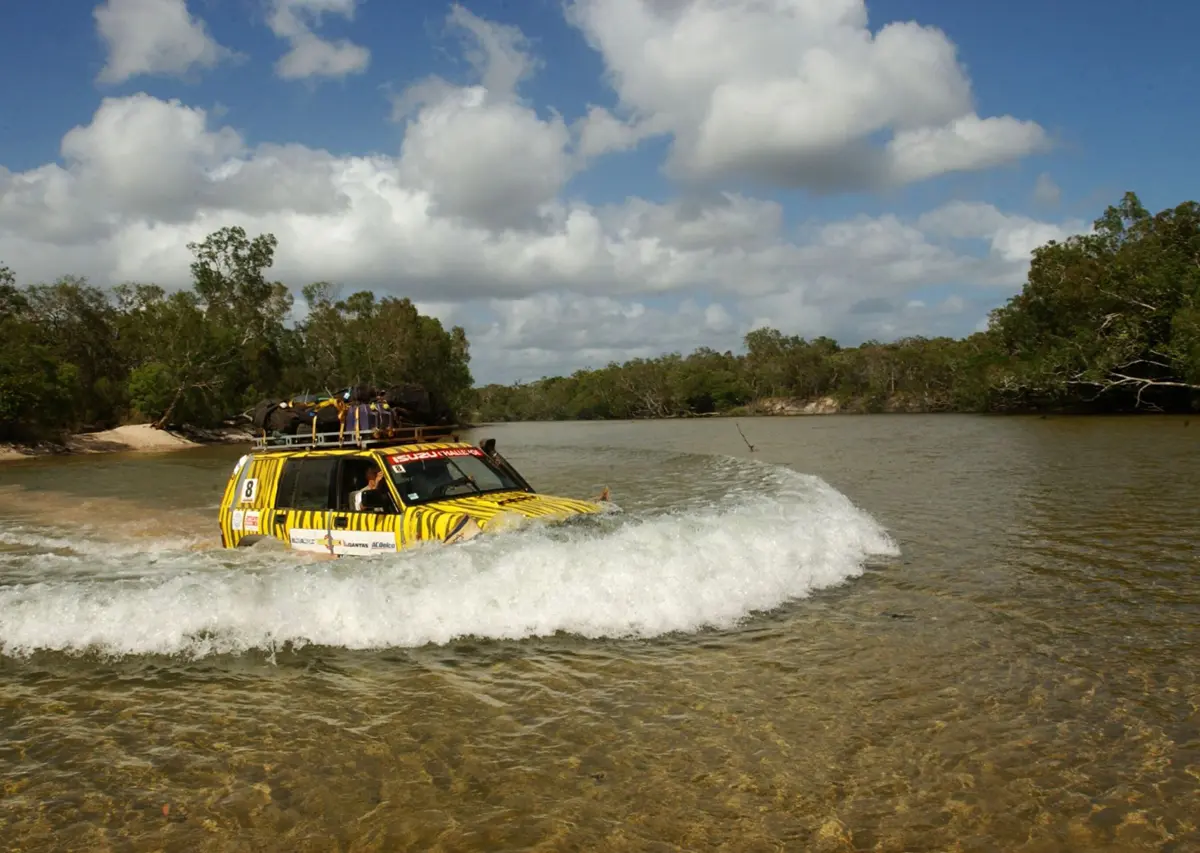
2 4 1078 382
565 0 1049 189
886 115 1049 185
472 293 743 380
94 0 237 84
444 3 540 97
391 6 574 229
917 201 1087 267
268 0 370 80
0 88 1077 380
0 95 345 245
572 105 671 163
1033 172 1061 207
396 87 572 231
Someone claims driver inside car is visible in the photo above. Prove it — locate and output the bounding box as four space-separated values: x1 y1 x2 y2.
351 464 387 511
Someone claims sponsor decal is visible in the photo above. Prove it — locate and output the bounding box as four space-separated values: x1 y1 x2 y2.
286 528 396 555
244 510 260 533
232 509 245 531
239 478 259 504
388 447 483 464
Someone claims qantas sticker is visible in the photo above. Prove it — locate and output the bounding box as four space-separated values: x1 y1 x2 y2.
288 529 396 556
388 447 484 464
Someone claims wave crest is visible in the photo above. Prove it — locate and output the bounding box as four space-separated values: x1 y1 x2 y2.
0 461 898 658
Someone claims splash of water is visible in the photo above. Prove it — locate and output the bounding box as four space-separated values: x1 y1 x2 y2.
0 461 899 658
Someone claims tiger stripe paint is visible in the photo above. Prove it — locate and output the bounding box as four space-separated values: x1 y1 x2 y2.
217 440 606 554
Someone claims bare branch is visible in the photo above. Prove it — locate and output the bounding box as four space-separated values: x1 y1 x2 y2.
1113 357 1172 371
1094 285 1159 313
1106 373 1200 391
1069 370 1200 409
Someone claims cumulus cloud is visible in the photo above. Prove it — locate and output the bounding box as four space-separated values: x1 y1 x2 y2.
268 0 370 80
94 0 237 84
0 94 346 246
1 3 1072 382
565 0 1050 189
472 294 742 379
0 88 1077 380
917 201 1087 268
390 5 573 230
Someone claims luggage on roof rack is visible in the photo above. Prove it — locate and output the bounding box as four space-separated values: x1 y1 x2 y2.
250 382 451 440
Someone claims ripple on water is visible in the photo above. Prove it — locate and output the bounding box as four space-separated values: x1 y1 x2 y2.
2 419 1199 851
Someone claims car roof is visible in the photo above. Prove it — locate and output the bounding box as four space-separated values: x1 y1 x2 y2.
254 440 476 460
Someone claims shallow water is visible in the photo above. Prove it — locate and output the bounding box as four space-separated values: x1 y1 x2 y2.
0 415 1197 852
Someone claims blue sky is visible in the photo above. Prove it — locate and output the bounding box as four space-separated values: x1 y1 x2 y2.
1 0 1197 383
3 0 1196 215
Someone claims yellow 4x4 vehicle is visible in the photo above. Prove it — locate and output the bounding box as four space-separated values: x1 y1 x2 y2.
218 426 606 555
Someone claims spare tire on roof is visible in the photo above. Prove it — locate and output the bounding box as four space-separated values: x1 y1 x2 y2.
266 404 301 434
290 401 343 435
251 399 277 432
314 403 342 431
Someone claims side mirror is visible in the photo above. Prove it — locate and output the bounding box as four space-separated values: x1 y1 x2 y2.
480 438 497 455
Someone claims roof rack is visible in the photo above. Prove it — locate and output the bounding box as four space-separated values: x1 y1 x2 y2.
251 424 461 452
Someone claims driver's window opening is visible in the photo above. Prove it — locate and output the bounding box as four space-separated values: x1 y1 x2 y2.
338 457 397 513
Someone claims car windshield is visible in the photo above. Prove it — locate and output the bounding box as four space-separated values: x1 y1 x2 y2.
384 447 521 505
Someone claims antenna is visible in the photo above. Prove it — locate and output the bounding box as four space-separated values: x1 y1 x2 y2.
734 421 755 452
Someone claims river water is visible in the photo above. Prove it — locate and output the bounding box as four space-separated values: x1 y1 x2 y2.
0 415 1196 852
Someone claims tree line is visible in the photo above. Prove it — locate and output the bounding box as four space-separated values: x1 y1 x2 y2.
2 192 1197 443
0 227 473 442
471 192 1200 421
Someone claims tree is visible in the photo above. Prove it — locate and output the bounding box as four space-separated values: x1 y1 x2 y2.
988 192 1200 410
187 226 294 414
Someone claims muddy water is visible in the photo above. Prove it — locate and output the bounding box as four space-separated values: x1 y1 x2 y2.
0 415 1197 852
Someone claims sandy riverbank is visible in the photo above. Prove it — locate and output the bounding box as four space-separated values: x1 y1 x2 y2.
0 424 252 463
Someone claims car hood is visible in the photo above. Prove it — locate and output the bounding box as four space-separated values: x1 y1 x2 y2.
431 490 604 530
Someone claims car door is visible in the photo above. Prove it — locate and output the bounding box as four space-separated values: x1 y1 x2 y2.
270 455 339 552
315 455 403 556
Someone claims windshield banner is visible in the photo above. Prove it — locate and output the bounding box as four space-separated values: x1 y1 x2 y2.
387 447 484 464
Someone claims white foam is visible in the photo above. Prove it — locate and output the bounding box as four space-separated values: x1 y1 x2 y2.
0 463 899 658
0 527 209 559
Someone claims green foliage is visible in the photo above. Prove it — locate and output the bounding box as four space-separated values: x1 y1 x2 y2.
471 192 1200 421
3 192 1197 442
0 229 473 441
286 283 474 417
988 191 1200 410
468 333 1002 421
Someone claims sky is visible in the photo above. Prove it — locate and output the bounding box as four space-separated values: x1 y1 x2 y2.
1 0 1197 385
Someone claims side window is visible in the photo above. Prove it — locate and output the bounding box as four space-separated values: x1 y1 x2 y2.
275 458 337 511
275 461 300 509
336 457 376 511
336 457 398 513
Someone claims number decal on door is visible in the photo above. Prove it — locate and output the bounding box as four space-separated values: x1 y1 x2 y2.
240 478 259 504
